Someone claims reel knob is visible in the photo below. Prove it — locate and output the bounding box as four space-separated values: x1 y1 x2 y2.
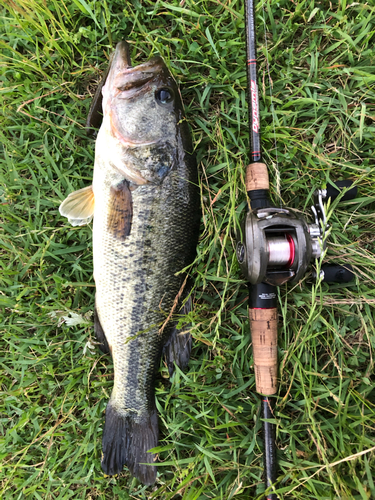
326 180 357 202
316 264 354 283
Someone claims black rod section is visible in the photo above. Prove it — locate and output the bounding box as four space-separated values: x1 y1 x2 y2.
263 397 277 500
248 282 277 309
244 0 262 163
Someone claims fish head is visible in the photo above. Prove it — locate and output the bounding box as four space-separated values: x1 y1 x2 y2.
102 41 183 148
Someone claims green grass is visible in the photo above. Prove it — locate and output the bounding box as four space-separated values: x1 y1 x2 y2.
1 0 375 498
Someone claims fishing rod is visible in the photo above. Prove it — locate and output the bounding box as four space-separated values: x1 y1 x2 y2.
237 0 357 498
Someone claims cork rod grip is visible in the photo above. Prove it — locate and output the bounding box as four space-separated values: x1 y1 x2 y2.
249 308 278 395
246 162 269 191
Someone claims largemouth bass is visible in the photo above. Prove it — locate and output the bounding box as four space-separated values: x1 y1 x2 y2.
59 41 200 485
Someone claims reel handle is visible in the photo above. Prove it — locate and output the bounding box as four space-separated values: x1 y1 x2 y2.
326 180 357 202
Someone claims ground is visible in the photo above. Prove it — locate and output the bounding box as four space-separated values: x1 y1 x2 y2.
1 1 375 499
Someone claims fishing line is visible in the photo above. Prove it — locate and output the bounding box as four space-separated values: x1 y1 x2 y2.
261 0 281 206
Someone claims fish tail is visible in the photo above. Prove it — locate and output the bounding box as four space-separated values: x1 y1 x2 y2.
101 401 158 485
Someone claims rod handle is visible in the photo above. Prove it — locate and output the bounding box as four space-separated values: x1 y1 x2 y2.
249 308 278 395
246 162 269 192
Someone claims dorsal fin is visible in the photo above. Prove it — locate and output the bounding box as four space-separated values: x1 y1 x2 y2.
86 53 115 136
59 185 95 226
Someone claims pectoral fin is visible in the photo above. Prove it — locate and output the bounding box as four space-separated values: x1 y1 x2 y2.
107 179 133 240
59 185 95 226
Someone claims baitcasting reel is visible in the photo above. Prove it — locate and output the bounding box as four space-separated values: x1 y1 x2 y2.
236 180 357 286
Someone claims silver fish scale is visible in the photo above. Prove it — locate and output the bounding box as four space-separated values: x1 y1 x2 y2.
93 141 198 421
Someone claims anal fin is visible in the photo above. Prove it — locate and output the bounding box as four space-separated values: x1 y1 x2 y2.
86 53 115 136
163 296 192 377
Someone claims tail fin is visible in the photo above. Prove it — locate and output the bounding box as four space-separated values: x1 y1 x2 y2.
101 401 158 485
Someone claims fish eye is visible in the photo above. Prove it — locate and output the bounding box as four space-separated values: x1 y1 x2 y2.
155 88 174 105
